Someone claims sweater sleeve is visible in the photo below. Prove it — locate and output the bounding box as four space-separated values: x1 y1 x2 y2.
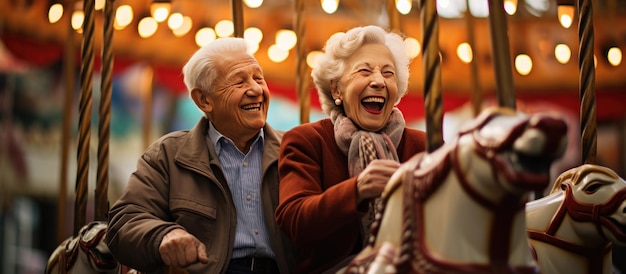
275 122 363 247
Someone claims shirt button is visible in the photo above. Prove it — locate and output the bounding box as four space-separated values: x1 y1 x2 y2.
243 161 248 167
246 194 251 201
254 229 259 235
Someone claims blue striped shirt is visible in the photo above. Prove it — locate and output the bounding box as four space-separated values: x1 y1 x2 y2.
208 122 275 259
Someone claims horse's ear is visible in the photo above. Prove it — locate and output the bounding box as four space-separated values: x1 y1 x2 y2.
550 181 568 194
551 169 574 194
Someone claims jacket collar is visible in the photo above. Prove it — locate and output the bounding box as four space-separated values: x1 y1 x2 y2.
175 117 282 175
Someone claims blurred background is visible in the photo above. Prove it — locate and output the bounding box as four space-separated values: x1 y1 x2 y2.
1 0 625 273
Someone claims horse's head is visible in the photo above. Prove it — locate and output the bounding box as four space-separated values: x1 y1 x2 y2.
455 107 568 198
46 221 119 274
76 221 119 272
550 164 626 245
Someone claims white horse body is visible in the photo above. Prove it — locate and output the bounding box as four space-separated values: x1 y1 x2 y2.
345 107 569 274
526 164 626 274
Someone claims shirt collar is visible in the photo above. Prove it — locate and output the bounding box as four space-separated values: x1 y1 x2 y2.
208 122 264 154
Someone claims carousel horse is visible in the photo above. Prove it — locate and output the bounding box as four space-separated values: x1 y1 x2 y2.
526 164 626 274
343 107 568 274
46 221 121 274
46 220 190 274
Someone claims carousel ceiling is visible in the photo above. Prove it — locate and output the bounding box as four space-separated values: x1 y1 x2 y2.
1 0 625 95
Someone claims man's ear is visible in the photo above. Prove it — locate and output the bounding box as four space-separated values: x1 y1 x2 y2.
190 88 213 113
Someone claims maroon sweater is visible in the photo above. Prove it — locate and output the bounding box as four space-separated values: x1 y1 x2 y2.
275 118 427 273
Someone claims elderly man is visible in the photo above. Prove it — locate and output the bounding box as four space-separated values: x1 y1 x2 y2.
105 37 295 274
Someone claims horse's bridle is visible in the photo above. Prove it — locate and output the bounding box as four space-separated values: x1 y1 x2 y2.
527 183 626 274
451 139 531 269
561 183 626 241
58 222 118 273
77 223 119 271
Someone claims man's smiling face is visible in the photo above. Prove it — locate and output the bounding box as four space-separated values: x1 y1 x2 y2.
206 52 270 139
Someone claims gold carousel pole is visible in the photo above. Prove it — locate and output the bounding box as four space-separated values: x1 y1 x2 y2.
419 0 444 152
231 0 244 38
487 0 516 109
577 0 597 164
386 0 401 32
466 0 483 117
57 0 76 243
295 0 309 124
141 66 153 150
95 0 115 221
74 0 95 235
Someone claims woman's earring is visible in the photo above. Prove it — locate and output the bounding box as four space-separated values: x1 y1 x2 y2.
334 98 342 105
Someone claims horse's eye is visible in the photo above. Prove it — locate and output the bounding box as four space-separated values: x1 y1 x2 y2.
583 183 602 194
560 183 567 190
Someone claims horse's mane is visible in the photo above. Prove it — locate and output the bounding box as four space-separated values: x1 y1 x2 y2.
411 144 454 201
457 107 517 135
366 142 454 252
383 108 522 205
550 164 620 194
410 107 518 200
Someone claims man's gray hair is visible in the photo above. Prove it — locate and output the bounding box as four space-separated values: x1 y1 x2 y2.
182 38 251 95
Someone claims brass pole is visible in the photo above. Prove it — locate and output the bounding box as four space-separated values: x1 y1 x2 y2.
465 0 483 117
419 0 444 152
141 65 154 150
57 0 76 243
487 0 516 109
617 117 626 177
295 0 310 124
74 0 95 235
386 0 401 33
95 0 115 221
577 0 597 164
231 0 244 38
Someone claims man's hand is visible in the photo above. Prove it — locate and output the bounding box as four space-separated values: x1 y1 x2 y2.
159 228 209 268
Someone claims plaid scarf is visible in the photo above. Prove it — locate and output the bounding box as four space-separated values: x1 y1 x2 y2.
331 107 405 245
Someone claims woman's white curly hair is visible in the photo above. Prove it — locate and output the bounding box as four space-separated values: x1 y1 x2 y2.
311 25 411 115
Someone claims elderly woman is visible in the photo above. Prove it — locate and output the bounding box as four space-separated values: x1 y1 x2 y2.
275 25 427 273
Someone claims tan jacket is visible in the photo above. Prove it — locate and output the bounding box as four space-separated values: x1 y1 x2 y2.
106 117 296 273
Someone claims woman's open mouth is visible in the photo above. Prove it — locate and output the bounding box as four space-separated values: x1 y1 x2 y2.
361 96 385 114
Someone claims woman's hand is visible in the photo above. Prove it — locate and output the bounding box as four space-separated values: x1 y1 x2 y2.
356 159 401 204
159 228 209 268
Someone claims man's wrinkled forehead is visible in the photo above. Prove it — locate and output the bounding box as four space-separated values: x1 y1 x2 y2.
215 54 261 75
